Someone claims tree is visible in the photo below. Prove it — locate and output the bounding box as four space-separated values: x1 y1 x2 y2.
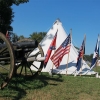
0 1 13 34
12 0 29 5
11 32 19 42
18 35 25 40
84 54 93 62
29 32 46 43
0 0 29 35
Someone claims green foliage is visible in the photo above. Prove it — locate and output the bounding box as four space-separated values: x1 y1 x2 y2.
29 32 46 43
0 0 29 7
0 0 29 35
11 32 19 42
74 46 93 62
84 54 93 62
13 0 29 5
18 35 25 40
0 1 14 34
8 32 46 43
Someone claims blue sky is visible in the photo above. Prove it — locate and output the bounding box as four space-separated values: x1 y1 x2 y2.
11 0 100 55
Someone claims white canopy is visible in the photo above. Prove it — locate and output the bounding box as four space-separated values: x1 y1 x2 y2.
31 19 97 75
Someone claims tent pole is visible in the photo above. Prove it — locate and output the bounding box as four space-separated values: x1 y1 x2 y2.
66 53 69 75
80 57 83 76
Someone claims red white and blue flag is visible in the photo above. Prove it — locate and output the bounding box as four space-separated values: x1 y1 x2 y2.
50 33 71 68
44 30 58 68
76 35 86 71
90 35 100 70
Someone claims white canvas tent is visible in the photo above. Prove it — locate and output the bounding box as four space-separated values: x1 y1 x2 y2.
31 19 97 75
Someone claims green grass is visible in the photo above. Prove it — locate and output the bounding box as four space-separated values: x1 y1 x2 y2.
0 67 100 100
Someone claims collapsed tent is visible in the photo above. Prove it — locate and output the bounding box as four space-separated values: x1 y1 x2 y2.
31 19 97 75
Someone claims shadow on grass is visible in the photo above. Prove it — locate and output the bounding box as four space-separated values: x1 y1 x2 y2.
0 72 63 100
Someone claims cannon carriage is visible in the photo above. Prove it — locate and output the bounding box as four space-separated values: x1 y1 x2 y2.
0 32 45 89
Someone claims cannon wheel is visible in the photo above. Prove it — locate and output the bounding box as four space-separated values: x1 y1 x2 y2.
0 32 15 89
14 39 44 78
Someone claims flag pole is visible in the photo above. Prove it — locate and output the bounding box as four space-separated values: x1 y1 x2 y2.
51 29 58 77
51 49 56 77
66 53 69 75
96 34 100 72
80 34 86 76
66 29 72 75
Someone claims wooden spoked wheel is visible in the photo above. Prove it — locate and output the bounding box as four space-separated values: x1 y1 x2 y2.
0 32 15 89
14 39 44 78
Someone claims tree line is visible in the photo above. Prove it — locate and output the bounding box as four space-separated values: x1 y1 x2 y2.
11 32 46 43
84 54 93 63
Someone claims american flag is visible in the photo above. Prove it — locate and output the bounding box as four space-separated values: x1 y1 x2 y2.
50 33 71 68
44 30 58 68
76 35 86 71
90 34 100 70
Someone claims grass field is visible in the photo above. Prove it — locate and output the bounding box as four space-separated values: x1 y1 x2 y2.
0 67 100 100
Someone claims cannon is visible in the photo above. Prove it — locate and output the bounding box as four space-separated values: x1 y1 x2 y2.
0 32 45 89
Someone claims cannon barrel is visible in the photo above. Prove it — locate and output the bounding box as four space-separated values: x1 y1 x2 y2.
0 40 38 49
13 40 38 49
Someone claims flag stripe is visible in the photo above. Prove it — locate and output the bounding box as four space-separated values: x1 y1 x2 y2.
51 33 71 68
52 45 71 66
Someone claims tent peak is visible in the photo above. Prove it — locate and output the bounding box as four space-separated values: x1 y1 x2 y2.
53 18 62 25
